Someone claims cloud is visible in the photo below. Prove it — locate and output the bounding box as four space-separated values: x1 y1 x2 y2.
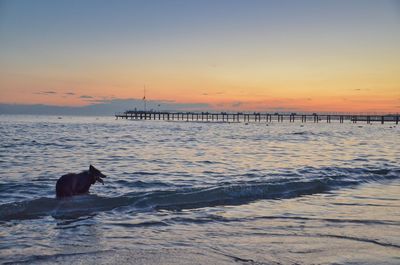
34 91 57 95
80 95 94 99
1 96 397 115
64 92 76 96
83 96 121 104
231 102 242 108
202 92 224 96
0 98 213 116
353 88 370 91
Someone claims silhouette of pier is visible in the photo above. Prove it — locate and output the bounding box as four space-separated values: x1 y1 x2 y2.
115 110 399 124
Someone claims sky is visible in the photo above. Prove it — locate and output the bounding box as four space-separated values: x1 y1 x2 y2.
0 0 399 113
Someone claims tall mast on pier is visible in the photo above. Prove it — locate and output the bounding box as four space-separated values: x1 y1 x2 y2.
143 85 146 112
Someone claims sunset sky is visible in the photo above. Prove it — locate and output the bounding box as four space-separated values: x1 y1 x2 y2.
0 0 399 113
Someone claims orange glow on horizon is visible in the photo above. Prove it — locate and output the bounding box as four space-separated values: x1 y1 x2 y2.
1 80 399 114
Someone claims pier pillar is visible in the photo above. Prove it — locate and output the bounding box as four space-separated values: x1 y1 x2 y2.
327 115 331 123
381 116 384 124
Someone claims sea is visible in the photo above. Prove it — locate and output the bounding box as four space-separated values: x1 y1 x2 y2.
0 115 399 265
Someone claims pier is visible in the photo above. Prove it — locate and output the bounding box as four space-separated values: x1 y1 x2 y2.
115 111 399 124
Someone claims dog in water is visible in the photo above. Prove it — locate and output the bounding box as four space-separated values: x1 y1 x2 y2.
56 165 106 198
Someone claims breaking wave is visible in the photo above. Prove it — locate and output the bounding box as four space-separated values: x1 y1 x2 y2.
0 166 398 222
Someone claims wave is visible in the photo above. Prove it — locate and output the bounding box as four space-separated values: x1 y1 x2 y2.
0 167 398 221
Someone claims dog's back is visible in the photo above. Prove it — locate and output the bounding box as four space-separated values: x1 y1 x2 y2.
56 172 91 198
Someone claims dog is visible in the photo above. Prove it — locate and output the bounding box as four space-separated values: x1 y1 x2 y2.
56 165 106 198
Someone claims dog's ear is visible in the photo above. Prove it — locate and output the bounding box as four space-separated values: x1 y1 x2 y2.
89 165 95 172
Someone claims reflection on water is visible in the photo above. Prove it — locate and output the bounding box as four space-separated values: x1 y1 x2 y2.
53 214 103 256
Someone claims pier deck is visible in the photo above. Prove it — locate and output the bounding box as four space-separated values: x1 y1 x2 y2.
115 111 399 124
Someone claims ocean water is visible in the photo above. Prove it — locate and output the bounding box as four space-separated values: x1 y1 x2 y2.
0 115 399 265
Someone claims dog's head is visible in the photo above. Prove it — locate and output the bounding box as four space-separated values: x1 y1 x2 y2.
89 165 107 185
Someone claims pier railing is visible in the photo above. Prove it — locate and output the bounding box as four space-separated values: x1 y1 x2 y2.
115 110 399 124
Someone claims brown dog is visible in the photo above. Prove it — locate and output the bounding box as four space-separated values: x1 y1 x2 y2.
56 165 106 198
